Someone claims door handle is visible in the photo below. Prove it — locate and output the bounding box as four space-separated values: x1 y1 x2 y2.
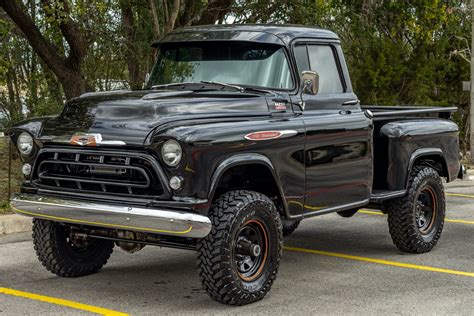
342 99 360 106
339 110 351 115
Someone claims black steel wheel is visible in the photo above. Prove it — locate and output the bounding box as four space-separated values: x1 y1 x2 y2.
282 219 301 236
415 187 437 234
234 219 269 281
386 166 445 253
197 190 283 305
33 219 114 277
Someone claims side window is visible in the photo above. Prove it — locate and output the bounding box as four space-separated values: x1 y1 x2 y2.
294 45 310 75
306 45 343 94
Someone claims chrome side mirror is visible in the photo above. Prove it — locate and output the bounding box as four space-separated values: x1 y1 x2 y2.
301 70 319 95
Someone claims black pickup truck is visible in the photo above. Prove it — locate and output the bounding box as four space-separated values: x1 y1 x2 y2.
8 25 463 305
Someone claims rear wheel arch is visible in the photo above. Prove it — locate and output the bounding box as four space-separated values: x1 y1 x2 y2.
208 154 289 218
408 149 449 186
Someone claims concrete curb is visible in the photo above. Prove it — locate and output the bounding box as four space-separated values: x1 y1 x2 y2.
466 168 474 180
0 214 32 235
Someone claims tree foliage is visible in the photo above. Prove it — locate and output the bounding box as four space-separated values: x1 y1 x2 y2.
0 0 471 148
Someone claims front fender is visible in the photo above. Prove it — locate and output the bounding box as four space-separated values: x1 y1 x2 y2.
209 154 278 191
7 116 55 139
151 116 306 217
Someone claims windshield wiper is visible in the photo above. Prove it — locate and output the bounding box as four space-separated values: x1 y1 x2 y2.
150 82 197 90
151 81 270 94
151 81 242 92
200 81 271 94
199 81 246 93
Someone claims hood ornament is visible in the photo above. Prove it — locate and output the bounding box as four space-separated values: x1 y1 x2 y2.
70 133 126 146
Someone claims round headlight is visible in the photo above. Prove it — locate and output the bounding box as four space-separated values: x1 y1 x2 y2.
17 132 34 156
22 163 32 176
161 140 182 167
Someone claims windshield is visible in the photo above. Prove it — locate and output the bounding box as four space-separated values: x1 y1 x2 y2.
146 41 293 90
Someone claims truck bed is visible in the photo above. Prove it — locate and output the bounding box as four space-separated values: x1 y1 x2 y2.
364 105 459 197
362 105 457 120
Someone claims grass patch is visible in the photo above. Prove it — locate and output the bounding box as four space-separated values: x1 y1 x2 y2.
0 205 13 215
0 138 22 214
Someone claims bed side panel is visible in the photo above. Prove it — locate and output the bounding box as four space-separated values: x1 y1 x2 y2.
380 119 459 191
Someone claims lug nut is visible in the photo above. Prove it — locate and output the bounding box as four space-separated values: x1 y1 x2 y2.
251 244 261 257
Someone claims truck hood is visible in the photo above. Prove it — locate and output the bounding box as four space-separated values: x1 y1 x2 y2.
37 90 275 146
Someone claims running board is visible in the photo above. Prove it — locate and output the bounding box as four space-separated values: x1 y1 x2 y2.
370 190 406 203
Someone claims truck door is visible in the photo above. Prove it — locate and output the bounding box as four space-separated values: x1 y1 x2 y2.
293 42 373 215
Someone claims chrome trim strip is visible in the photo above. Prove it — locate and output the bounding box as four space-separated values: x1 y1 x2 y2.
244 130 298 141
10 193 211 238
279 130 298 138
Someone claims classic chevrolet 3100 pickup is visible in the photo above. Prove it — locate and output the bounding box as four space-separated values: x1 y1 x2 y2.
8 25 463 305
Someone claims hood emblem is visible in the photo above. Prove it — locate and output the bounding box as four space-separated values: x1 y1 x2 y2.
70 133 126 146
244 130 297 141
70 134 98 146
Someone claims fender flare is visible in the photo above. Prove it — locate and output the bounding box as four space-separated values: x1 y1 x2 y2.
208 153 290 217
406 148 449 188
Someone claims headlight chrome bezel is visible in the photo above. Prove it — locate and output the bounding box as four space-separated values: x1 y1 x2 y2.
17 132 34 156
161 139 183 167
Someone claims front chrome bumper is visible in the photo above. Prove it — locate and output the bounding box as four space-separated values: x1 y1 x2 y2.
10 193 212 238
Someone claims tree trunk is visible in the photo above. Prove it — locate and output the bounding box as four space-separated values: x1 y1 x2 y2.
120 1 142 89
0 0 89 99
164 0 181 33
149 0 161 38
194 0 233 25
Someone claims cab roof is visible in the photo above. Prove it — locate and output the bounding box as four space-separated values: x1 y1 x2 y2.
152 24 339 47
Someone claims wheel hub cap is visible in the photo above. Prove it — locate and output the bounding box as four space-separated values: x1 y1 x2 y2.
415 187 436 234
233 219 268 281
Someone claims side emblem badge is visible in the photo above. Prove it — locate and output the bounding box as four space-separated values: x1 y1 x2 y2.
274 102 287 111
244 130 297 141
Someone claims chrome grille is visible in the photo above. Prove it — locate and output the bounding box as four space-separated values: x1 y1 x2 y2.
32 149 164 197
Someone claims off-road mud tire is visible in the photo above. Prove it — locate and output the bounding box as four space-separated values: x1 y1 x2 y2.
282 219 301 236
337 208 359 218
197 190 283 305
386 166 445 253
33 219 114 277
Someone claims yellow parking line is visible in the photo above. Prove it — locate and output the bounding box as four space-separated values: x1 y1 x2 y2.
443 218 474 225
446 193 474 199
359 210 384 216
359 210 474 225
0 287 128 316
284 246 474 278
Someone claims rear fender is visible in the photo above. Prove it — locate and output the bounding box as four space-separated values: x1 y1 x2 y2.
380 119 459 191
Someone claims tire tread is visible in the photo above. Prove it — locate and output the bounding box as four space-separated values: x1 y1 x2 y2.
33 219 114 277
386 166 445 253
197 190 283 305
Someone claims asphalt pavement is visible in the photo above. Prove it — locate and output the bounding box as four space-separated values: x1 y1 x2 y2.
1 176 473 315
